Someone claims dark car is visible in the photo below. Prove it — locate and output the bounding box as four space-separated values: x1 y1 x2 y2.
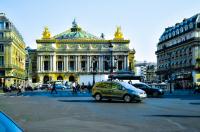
132 83 164 97
0 111 23 132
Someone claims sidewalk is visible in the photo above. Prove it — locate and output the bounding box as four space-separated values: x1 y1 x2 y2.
4 89 92 97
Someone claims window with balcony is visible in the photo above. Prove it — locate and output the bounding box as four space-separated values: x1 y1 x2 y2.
0 32 3 38
81 61 86 71
0 45 4 52
104 61 109 71
44 61 49 71
69 61 74 71
92 61 98 71
5 22 9 29
0 56 4 66
57 61 63 71
118 61 123 70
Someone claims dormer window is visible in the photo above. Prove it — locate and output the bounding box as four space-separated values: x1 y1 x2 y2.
169 33 171 38
180 27 184 33
189 23 193 29
176 29 179 35
165 35 168 39
172 31 175 36
184 25 188 31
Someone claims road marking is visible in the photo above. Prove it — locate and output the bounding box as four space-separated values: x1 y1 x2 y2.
166 119 185 130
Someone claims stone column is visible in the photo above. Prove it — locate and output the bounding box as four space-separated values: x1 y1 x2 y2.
124 55 128 70
98 56 101 72
87 55 90 72
41 56 43 72
75 56 77 72
50 55 52 71
77 56 80 72
89 56 91 72
123 55 126 70
64 56 66 71
115 56 118 71
101 56 104 72
53 54 56 72
37 55 40 72
66 56 68 72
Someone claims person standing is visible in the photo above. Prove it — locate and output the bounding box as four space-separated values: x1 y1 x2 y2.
80 82 85 93
87 82 92 93
72 81 76 94
51 82 57 94
17 85 22 96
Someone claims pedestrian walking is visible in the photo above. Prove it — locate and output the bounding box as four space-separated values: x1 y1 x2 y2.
87 82 92 93
51 82 57 94
72 81 77 94
17 85 22 96
76 82 80 92
80 82 85 93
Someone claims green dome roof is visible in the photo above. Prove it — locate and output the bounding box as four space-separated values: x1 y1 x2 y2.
53 19 101 40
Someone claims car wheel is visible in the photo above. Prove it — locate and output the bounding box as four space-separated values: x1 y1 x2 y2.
95 93 102 101
153 92 159 97
124 94 131 103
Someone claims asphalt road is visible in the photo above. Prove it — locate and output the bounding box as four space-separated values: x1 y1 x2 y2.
0 91 200 132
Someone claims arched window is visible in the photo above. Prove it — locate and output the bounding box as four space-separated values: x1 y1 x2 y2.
57 75 63 80
43 75 49 84
69 75 75 82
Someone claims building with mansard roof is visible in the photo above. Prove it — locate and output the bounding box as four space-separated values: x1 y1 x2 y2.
31 20 135 85
0 13 26 88
156 13 200 88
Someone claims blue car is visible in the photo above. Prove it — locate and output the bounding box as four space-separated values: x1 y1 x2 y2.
0 111 23 132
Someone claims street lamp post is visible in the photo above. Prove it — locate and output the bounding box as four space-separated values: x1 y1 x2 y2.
109 43 113 81
91 58 96 86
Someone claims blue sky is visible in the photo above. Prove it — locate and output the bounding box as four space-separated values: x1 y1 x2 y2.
1 0 200 62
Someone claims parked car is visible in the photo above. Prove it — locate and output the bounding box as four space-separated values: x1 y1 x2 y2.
39 84 51 90
55 84 67 90
132 82 164 97
92 81 147 103
0 111 23 132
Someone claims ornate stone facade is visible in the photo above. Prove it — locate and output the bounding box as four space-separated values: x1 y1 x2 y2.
32 20 133 84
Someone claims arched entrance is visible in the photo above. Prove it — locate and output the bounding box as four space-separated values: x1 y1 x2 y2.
69 75 75 82
43 75 50 84
57 75 63 80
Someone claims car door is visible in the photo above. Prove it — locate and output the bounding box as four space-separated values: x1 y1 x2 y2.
111 83 125 98
99 82 112 97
